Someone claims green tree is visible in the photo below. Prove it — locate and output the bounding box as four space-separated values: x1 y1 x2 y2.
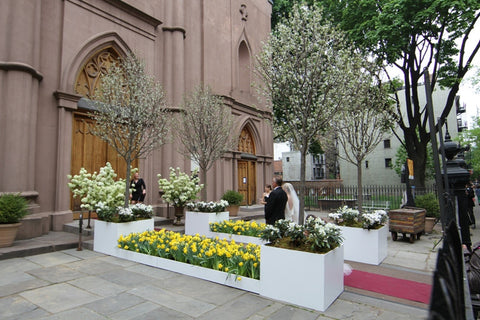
175 85 236 201
256 4 363 223
316 0 480 188
92 53 170 208
458 116 480 178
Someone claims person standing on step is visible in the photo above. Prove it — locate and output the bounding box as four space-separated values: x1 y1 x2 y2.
264 176 288 225
130 172 146 204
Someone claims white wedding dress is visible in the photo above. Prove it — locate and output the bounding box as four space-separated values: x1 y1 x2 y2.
283 183 299 224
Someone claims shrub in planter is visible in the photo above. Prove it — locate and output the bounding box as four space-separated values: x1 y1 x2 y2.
221 190 244 206
260 217 343 254
0 194 29 224
414 193 440 219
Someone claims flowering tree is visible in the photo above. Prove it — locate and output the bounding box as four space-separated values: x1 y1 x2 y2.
175 85 235 201
92 53 169 207
256 4 360 223
67 162 125 211
331 59 396 212
157 167 204 208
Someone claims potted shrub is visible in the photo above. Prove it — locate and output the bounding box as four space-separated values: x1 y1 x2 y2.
221 190 244 216
415 193 440 234
0 193 29 248
158 167 203 225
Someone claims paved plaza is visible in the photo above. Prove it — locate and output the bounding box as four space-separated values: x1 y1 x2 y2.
1 206 479 319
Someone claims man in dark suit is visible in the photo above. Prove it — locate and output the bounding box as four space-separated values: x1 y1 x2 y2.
265 176 288 225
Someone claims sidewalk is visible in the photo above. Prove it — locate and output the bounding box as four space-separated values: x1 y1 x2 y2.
1 205 478 319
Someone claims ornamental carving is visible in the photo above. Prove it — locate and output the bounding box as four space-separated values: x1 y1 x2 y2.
74 48 120 98
238 127 255 154
240 4 248 21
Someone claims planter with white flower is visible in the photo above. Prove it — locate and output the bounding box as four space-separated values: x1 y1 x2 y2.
259 218 344 311
158 167 203 225
94 203 154 256
185 200 229 236
329 206 388 265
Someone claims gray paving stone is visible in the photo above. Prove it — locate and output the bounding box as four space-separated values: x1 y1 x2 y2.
129 284 216 317
66 257 123 275
0 257 42 273
38 307 107 320
27 265 86 283
84 292 147 316
157 273 245 305
0 295 40 319
0 278 49 298
68 275 128 297
109 301 161 320
125 263 179 280
98 268 158 287
131 305 194 320
19 283 99 313
265 305 320 320
254 301 285 317
195 292 272 320
96 255 138 267
5 306 50 320
62 248 106 260
0 270 36 286
25 251 80 268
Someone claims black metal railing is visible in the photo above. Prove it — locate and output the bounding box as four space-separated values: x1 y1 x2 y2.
428 221 474 319
286 182 437 211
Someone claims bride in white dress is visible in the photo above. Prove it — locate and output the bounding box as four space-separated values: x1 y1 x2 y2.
282 183 299 224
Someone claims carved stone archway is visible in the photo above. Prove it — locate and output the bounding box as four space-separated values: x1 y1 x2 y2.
70 47 136 212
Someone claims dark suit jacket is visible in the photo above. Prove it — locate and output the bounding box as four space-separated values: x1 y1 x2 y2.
265 186 288 225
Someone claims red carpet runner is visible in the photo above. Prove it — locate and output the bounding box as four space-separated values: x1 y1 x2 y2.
344 270 432 304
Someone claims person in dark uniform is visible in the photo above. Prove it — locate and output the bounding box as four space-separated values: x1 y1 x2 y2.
264 176 288 225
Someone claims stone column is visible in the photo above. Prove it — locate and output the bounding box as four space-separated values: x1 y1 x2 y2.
0 0 42 194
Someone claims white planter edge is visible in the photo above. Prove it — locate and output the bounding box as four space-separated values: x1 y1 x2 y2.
184 211 229 237
260 244 344 312
339 224 388 265
114 248 260 293
93 218 155 256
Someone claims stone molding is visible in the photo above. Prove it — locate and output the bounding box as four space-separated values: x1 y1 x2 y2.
0 61 43 81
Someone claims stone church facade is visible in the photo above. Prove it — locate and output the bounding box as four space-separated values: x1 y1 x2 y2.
0 0 273 239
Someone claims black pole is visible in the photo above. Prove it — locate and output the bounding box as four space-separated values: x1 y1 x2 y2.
77 213 83 251
86 210 92 229
424 70 450 230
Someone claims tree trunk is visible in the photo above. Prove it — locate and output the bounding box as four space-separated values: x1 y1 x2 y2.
404 131 427 188
200 166 207 201
298 147 307 224
357 163 363 213
124 160 131 208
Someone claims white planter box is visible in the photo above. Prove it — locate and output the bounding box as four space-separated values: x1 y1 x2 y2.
185 211 229 237
260 244 344 312
93 218 154 256
114 249 260 293
339 225 388 265
209 232 267 246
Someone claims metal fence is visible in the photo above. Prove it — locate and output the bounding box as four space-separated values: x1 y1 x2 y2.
286 183 438 211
